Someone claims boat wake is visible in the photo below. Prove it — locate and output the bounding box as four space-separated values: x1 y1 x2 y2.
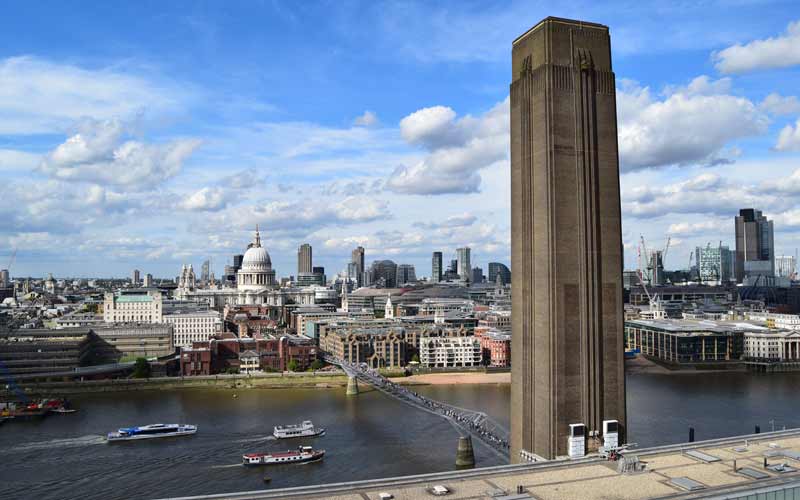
210 463 241 469
234 435 276 443
8 435 106 452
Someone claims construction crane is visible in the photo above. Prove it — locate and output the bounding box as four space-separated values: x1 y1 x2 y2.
640 235 671 287
638 235 649 285
637 235 659 309
6 247 16 271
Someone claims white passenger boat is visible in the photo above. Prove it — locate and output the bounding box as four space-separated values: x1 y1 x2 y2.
273 420 325 439
243 446 325 466
106 423 197 442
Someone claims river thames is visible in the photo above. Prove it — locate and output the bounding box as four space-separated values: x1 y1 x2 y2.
3 371 800 500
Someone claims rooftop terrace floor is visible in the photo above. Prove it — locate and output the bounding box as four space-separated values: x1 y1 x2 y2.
159 429 800 500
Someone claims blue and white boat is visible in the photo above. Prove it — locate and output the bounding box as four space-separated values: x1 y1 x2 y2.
106 423 197 442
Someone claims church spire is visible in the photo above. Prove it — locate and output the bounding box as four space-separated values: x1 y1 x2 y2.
254 224 261 248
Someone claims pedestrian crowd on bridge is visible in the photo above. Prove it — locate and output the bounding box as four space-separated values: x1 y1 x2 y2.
346 360 510 452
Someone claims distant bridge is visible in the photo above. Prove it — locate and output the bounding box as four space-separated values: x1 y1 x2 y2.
322 354 510 460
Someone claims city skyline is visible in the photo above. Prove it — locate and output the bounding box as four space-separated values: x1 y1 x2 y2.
1 2 799 278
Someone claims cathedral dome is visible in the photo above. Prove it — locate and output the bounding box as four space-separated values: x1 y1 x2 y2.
241 226 272 271
242 246 271 270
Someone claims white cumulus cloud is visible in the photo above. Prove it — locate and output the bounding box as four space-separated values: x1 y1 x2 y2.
713 20 800 74
617 77 768 171
623 173 788 218
39 118 201 189
667 220 729 237
180 187 232 212
387 98 509 195
774 119 800 152
413 213 477 229
210 196 391 234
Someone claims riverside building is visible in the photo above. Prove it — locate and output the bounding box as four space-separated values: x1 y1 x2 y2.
104 289 220 348
180 332 316 376
319 327 406 368
743 330 800 362
418 335 482 368
163 310 221 348
93 324 175 360
0 328 98 377
475 329 512 367
625 319 747 364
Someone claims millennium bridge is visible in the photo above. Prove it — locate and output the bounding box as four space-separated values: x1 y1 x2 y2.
321 354 510 462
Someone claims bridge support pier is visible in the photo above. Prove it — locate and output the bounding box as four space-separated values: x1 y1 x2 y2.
455 435 475 468
346 376 359 396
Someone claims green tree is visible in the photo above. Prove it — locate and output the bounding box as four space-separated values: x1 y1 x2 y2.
411 353 420 363
287 359 299 372
132 357 151 378
310 359 325 371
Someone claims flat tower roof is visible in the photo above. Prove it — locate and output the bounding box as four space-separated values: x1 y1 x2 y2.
513 16 609 45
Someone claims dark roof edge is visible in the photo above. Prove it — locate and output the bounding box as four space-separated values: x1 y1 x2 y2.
513 16 609 45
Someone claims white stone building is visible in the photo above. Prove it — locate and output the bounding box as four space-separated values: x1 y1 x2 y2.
746 311 800 330
419 335 482 368
178 264 196 292
55 311 104 329
104 290 163 323
744 330 800 361
163 310 222 348
418 298 474 319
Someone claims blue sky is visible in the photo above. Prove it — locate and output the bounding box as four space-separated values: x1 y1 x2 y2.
1 1 800 279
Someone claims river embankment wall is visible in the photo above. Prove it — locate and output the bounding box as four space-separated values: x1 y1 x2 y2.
1 371 362 396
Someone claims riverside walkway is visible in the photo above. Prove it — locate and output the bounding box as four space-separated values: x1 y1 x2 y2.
322 354 510 460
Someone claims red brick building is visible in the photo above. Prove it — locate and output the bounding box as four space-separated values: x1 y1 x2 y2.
181 348 212 376
475 329 511 367
223 305 280 337
179 332 317 375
